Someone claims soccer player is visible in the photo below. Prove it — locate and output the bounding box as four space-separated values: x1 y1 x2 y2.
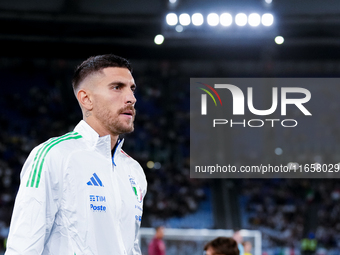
204 237 239 255
242 241 252 255
233 230 245 255
148 226 166 255
5 54 147 255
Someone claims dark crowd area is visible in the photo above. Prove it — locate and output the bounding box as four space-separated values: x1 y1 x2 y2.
242 178 340 252
2 57 340 254
0 58 207 251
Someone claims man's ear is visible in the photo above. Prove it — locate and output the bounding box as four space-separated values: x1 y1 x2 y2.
77 89 93 111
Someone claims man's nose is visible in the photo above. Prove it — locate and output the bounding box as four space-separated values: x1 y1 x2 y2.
126 90 137 105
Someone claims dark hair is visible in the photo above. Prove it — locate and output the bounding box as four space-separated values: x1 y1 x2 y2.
72 54 132 92
155 226 164 231
204 237 239 255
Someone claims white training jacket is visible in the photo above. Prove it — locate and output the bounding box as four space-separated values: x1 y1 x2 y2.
5 120 147 255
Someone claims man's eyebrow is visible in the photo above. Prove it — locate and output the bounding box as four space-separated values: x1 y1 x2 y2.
107 81 125 86
107 81 137 89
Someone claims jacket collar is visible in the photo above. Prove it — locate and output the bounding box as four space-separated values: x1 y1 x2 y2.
74 120 124 163
74 120 100 147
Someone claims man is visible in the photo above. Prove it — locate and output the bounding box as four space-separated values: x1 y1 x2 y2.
204 237 239 255
5 54 147 255
233 230 244 255
148 226 166 255
242 241 252 255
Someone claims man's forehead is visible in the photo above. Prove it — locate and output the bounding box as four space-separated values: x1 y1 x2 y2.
101 66 132 77
100 67 134 83
82 67 134 86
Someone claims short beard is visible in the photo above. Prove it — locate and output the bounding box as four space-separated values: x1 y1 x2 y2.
95 105 135 136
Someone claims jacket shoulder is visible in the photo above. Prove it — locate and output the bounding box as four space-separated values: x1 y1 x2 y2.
120 149 147 191
120 149 142 169
36 131 84 155
23 131 84 187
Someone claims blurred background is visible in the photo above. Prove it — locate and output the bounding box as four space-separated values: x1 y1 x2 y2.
1 0 340 254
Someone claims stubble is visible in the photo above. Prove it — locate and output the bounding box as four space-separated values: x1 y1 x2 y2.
94 104 135 136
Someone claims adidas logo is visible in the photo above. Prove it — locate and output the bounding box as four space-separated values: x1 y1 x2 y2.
87 173 103 187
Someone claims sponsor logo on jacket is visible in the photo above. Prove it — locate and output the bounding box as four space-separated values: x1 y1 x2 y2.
87 173 104 187
90 204 107 212
89 195 106 212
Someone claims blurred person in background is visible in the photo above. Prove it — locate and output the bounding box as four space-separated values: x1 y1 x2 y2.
204 237 239 255
148 226 166 255
301 232 317 255
5 54 147 255
242 241 252 255
233 230 244 255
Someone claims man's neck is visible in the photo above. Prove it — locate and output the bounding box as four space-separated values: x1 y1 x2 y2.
84 118 118 150
110 135 119 150
111 139 119 157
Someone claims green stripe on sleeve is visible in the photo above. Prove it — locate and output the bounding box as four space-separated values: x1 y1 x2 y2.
26 132 82 188
34 134 82 188
26 139 51 187
27 132 76 187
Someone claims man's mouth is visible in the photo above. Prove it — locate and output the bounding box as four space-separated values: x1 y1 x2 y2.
120 109 135 118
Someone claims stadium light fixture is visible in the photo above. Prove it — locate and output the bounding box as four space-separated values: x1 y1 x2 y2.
275 147 283 155
220 13 232 26
154 34 164 45
235 13 247 26
265 0 272 4
179 13 191 26
192 13 204 26
154 162 161 169
262 13 274 26
248 13 261 27
166 13 178 26
176 25 183 32
207 13 219 26
165 12 274 30
169 0 177 3
275 36 284 44
147 161 155 169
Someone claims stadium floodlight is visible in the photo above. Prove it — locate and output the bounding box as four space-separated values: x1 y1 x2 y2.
275 147 283 155
235 13 247 26
192 13 204 26
265 0 272 4
169 0 177 3
154 162 161 169
166 13 178 26
147 161 155 169
179 13 191 26
262 13 274 26
275 36 284 44
248 13 260 27
207 13 219 26
176 25 183 32
154 34 164 45
220 13 232 26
